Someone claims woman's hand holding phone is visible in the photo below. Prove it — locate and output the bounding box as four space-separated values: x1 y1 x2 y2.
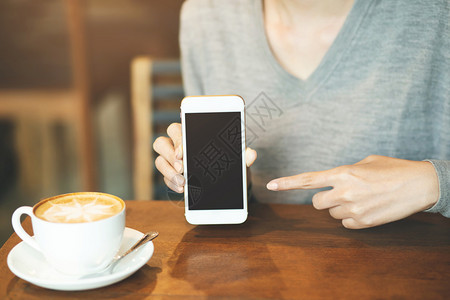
153 123 185 193
153 122 257 193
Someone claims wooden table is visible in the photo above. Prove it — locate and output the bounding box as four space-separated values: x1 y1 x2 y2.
1 201 449 299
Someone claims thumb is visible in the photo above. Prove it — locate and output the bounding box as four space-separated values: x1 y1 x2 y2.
245 147 257 167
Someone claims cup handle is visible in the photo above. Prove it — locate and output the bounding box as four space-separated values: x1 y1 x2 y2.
12 206 41 252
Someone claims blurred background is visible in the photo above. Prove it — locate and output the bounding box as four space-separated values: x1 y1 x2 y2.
0 0 184 245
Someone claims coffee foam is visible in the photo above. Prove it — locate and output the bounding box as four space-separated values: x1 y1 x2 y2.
35 193 123 223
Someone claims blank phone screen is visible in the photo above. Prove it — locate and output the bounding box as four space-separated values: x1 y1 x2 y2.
185 112 244 210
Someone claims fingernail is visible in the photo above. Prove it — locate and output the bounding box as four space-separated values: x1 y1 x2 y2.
266 181 278 191
174 161 183 173
173 174 185 186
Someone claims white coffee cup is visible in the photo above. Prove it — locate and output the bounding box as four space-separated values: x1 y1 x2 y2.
12 192 125 276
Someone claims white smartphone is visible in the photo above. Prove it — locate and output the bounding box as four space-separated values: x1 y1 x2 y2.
181 95 247 225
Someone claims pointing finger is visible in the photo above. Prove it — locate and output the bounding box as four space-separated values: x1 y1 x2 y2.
266 169 336 191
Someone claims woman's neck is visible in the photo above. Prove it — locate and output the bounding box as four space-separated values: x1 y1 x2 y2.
262 0 355 80
264 0 355 27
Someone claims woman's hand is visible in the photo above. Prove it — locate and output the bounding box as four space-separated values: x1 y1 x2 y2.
266 155 439 229
153 123 257 193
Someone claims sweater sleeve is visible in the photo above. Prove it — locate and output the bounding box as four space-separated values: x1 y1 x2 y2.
179 0 205 96
424 4 450 218
424 160 450 217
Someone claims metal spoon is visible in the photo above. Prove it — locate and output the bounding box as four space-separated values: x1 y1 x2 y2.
114 231 159 261
81 231 159 278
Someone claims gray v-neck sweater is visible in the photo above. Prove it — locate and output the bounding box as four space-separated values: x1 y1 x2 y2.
179 0 450 217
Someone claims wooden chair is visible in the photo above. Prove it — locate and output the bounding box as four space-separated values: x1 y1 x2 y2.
131 57 184 200
0 0 96 196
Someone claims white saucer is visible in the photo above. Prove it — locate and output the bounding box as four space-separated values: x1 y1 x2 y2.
7 227 154 291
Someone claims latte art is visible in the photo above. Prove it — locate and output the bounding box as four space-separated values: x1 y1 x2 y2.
41 199 116 223
35 193 124 223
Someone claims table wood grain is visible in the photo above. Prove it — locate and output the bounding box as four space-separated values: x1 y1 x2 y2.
1 201 449 299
